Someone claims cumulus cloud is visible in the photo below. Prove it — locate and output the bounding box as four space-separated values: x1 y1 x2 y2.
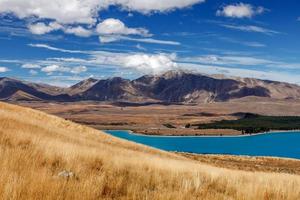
27 17 178 45
217 3 265 18
99 35 121 43
41 65 70 74
0 0 204 25
0 0 99 25
64 26 93 37
70 66 87 74
21 63 41 69
28 22 92 37
28 22 62 35
0 0 202 46
0 66 9 73
95 18 180 45
96 18 150 36
104 0 204 14
19 42 300 83
0 0 203 44
94 18 180 45
37 44 178 74
121 53 177 74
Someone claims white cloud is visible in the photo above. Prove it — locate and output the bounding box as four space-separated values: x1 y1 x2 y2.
217 3 265 18
70 66 87 74
96 18 180 45
41 64 87 75
221 24 279 35
28 43 300 71
28 22 62 35
21 63 41 69
0 66 9 73
41 65 70 74
0 0 203 25
136 44 146 51
99 35 121 43
0 0 99 25
93 18 179 45
28 22 92 37
0 0 204 45
96 18 150 37
99 35 180 45
15 42 300 84
38 43 178 74
28 43 85 54
121 53 177 74
119 36 181 45
64 26 92 37
27 17 179 45
1 0 193 43
84 51 178 74
100 0 205 14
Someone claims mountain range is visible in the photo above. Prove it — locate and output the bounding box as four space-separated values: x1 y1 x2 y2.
1 70 300 103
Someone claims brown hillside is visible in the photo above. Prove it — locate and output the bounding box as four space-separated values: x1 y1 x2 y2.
0 102 300 199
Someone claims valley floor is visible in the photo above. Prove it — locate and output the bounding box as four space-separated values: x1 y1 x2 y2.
1 102 300 199
14 97 300 136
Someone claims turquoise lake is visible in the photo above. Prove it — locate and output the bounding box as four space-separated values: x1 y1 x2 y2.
105 130 300 159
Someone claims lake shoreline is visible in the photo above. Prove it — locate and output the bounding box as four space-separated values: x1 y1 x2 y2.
121 129 300 138
180 153 300 175
104 130 300 160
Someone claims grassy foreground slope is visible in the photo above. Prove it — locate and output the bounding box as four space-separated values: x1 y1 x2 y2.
0 102 300 200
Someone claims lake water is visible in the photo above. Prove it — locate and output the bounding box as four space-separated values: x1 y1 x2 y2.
105 130 300 159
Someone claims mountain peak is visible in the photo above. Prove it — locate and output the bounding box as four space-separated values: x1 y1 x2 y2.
0 77 19 82
68 77 99 95
161 70 188 79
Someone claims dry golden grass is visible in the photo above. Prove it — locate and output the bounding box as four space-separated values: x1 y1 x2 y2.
1 101 300 200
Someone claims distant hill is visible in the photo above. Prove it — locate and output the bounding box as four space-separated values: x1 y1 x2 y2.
1 70 300 103
0 77 71 101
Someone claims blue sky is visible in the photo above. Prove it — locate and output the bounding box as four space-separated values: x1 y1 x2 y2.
0 0 300 86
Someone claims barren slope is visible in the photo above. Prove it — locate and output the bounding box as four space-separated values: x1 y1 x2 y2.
2 70 300 103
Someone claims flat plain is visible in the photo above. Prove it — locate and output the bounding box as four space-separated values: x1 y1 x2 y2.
15 97 300 136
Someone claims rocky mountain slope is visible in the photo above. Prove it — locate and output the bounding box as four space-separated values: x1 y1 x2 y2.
1 71 300 103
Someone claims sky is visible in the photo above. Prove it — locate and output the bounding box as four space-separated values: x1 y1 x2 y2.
0 0 300 86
